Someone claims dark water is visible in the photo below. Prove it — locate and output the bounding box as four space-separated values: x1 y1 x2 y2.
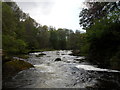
3 50 120 89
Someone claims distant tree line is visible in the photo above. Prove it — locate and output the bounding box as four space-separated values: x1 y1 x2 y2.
79 1 120 70
2 2 85 55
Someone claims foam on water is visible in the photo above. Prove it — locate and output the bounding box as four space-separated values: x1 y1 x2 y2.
34 64 56 73
76 65 120 72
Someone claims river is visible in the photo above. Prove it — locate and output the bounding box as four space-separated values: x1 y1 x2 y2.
3 50 120 89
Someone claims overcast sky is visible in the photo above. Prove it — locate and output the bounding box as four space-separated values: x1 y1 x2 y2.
13 0 86 32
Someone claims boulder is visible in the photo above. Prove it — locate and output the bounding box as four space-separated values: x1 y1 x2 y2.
55 58 61 61
3 59 34 79
69 50 81 56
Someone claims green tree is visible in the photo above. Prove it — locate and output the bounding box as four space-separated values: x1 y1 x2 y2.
49 27 58 49
79 1 120 69
57 28 67 49
37 25 50 49
79 2 120 29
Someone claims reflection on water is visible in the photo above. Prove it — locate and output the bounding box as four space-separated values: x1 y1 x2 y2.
3 50 120 88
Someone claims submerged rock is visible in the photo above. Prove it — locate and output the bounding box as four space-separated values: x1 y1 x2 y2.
74 57 86 63
54 58 61 61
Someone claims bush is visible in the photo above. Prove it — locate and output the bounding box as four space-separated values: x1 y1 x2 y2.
110 51 120 70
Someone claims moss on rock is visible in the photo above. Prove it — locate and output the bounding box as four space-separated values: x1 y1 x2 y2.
3 59 34 79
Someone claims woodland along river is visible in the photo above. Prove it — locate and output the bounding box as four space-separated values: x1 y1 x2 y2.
3 50 120 89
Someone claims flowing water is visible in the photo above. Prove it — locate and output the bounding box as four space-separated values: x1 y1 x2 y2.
3 50 120 89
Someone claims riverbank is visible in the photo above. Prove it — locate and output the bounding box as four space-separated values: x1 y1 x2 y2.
70 50 120 71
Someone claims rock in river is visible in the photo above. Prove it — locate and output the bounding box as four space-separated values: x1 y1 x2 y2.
54 58 61 61
69 50 81 56
3 59 34 80
36 53 46 57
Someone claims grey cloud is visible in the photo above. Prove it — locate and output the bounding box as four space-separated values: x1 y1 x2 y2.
16 1 55 15
17 2 37 10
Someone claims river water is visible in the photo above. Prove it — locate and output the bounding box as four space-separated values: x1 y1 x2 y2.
3 50 120 89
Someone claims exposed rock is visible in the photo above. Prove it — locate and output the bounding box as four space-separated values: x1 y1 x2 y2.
3 59 34 80
54 58 61 61
69 50 81 56
36 53 46 57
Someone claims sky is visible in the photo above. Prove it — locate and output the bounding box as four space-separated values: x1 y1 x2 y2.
13 0 86 32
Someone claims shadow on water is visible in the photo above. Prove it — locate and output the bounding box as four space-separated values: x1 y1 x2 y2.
93 72 120 89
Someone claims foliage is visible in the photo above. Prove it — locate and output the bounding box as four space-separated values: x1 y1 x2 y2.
110 50 120 70
3 35 26 54
79 2 120 29
79 1 120 69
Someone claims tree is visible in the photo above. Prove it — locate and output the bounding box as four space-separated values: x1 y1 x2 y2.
79 1 120 69
57 28 67 49
2 2 17 36
79 1 120 29
49 27 58 49
37 25 50 49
